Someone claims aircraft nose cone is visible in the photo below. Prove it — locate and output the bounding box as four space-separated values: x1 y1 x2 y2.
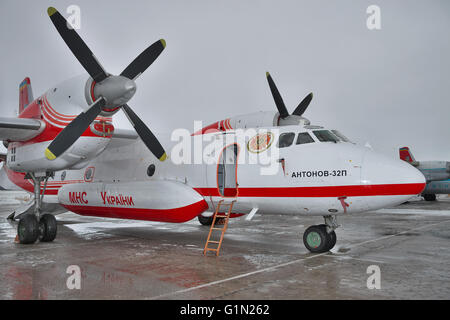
361 150 426 207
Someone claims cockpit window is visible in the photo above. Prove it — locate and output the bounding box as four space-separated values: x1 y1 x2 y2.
296 132 315 145
313 130 339 143
277 132 295 148
331 130 351 143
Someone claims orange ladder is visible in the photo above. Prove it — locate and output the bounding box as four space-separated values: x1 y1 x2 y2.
203 199 236 256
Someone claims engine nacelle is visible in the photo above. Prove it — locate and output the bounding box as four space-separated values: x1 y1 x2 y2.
195 111 311 135
6 75 116 173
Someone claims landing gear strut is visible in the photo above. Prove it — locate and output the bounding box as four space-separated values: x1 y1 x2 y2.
303 215 339 253
17 172 57 244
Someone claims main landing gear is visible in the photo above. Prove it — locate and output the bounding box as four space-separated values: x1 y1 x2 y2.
198 215 225 226
16 172 57 244
423 194 437 202
303 215 339 253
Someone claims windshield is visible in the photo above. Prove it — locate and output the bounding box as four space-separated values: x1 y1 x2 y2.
331 130 352 143
296 132 315 145
277 132 295 148
313 130 339 143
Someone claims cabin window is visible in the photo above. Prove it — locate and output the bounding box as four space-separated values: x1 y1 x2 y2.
313 130 339 143
147 164 156 177
331 130 351 142
277 132 295 148
296 132 315 145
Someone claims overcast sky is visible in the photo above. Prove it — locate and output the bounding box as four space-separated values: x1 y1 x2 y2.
1 0 449 160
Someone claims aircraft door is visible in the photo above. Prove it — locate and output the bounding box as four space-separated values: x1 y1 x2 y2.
217 144 239 198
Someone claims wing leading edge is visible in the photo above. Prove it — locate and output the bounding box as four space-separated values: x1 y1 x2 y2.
0 117 45 142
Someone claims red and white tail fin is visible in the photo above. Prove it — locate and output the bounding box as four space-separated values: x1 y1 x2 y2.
19 77 34 114
399 147 416 163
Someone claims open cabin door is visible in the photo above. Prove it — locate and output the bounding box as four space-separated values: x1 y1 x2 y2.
217 144 239 198
204 135 240 211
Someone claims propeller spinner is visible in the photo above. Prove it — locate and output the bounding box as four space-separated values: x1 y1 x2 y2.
45 7 167 161
266 72 313 125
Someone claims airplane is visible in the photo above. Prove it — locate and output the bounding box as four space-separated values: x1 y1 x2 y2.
399 147 450 201
0 7 426 253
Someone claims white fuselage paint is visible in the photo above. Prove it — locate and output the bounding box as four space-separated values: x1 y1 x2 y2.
3 74 427 220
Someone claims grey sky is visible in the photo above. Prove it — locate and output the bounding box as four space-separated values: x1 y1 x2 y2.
1 0 449 160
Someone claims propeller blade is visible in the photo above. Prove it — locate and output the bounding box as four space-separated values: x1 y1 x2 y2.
47 7 108 83
120 39 166 80
122 105 167 161
292 92 313 116
266 72 289 119
45 98 106 160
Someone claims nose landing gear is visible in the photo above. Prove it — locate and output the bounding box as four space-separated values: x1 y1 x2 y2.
16 172 57 244
303 215 339 253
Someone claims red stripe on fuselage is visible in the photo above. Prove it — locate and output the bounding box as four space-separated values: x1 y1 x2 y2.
4 161 425 200
61 200 209 223
194 183 425 197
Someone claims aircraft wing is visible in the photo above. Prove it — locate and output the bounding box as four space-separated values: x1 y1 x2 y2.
112 128 139 140
0 117 44 141
105 128 139 148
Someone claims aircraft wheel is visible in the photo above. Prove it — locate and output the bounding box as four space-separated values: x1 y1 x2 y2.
198 215 213 226
38 214 57 242
17 215 39 244
303 225 330 253
327 230 337 251
198 215 225 226
423 194 436 201
318 224 337 251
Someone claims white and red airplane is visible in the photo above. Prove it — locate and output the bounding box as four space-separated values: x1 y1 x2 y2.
0 7 426 253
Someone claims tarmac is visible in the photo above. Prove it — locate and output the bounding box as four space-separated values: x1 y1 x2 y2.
1 191 449 300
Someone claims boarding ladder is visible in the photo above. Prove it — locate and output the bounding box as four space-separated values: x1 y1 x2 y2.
203 199 236 256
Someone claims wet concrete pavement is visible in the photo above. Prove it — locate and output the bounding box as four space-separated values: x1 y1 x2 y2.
1 192 449 299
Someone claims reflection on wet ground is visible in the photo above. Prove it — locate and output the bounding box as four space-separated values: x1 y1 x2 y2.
1 192 449 299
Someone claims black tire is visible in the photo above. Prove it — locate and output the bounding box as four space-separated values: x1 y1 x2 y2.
198 215 225 226
38 214 57 242
303 225 330 253
318 224 337 251
17 215 39 244
198 215 213 226
423 194 436 201
327 230 337 251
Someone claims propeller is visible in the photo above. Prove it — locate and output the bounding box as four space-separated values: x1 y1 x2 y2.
266 72 313 122
45 7 167 161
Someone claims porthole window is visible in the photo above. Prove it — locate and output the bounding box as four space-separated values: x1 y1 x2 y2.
84 167 95 182
61 171 66 181
147 164 156 177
